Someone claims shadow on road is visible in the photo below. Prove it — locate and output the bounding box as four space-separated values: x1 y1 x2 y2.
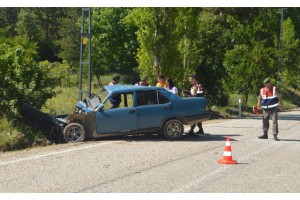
241 112 300 121
94 133 241 143
207 125 257 129
278 114 300 121
200 133 242 141
278 139 300 142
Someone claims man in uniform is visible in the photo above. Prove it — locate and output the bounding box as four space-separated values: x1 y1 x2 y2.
109 75 121 109
257 78 283 141
182 74 205 135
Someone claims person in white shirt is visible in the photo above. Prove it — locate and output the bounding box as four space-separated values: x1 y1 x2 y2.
166 78 178 95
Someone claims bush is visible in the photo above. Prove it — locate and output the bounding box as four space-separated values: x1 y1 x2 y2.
0 36 57 151
0 36 56 117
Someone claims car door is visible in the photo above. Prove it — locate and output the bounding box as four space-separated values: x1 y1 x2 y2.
95 92 137 134
135 90 171 130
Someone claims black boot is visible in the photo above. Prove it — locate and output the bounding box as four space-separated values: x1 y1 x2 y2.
188 129 194 135
188 124 196 135
195 126 204 135
273 135 279 141
258 132 268 139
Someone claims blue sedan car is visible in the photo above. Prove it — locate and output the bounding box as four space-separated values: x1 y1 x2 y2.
61 85 210 142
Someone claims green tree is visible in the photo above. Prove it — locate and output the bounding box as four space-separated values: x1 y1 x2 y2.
224 8 280 104
173 8 201 90
126 8 179 84
35 8 65 62
128 8 230 105
0 36 56 117
0 7 20 36
5 8 20 36
281 17 300 90
0 8 7 29
15 8 43 43
56 8 81 68
187 10 230 106
15 8 65 62
92 8 139 85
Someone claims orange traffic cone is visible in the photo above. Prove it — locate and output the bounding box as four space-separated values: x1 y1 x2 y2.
218 136 237 164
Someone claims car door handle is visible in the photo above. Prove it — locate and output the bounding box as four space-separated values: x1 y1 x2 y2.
164 105 171 109
128 109 136 113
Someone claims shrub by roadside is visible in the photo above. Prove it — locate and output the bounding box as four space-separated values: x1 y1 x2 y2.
0 115 51 151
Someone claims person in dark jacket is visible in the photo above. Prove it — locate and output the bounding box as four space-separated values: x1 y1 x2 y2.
109 75 121 109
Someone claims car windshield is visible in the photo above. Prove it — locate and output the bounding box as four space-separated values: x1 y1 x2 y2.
85 95 101 109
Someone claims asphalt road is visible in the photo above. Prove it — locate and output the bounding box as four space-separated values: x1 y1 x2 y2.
0 110 299 193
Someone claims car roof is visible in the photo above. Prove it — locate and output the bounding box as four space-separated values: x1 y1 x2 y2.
104 84 164 93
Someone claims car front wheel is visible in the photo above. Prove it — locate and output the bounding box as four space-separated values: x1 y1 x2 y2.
63 123 85 142
163 119 184 140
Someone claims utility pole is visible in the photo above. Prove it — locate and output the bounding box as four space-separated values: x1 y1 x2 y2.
79 7 92 101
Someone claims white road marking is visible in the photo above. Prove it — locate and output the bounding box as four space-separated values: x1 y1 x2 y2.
0 142 112 167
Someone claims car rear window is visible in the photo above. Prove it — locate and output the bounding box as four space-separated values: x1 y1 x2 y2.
136 90 158 106
136 90 169 106
158 91 169 104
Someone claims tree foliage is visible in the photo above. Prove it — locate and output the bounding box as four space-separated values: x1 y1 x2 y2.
92 8 139 85
126 8 180 84
190 10 230 105
281 17 300 90
0 36 56 117
56 8 81 68
15 8 65 62
224 8 287 104
1 7 300 110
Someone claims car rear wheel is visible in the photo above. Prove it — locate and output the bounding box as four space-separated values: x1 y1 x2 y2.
63 123 85 142
163 119 184 140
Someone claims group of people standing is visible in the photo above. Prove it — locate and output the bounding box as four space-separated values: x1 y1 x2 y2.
134 73 205 135
135 74 178 96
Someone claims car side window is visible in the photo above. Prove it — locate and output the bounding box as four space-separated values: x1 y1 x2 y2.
102 92 134 109
136 90 158 106
158 91 169 104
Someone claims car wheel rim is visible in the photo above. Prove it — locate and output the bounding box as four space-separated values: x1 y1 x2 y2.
66 126 82 142
167 122 182 137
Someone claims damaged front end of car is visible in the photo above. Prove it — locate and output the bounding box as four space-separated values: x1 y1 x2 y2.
21 93 102 143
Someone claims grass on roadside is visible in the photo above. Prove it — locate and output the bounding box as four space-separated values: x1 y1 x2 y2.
0 117 13 150
0 115 46 151
211 88 300 119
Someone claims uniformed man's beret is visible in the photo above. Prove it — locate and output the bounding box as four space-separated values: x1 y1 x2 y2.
263 78 271 84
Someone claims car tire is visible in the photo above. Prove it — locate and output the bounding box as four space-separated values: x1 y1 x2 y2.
63 123 85 143
163 119 184 140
